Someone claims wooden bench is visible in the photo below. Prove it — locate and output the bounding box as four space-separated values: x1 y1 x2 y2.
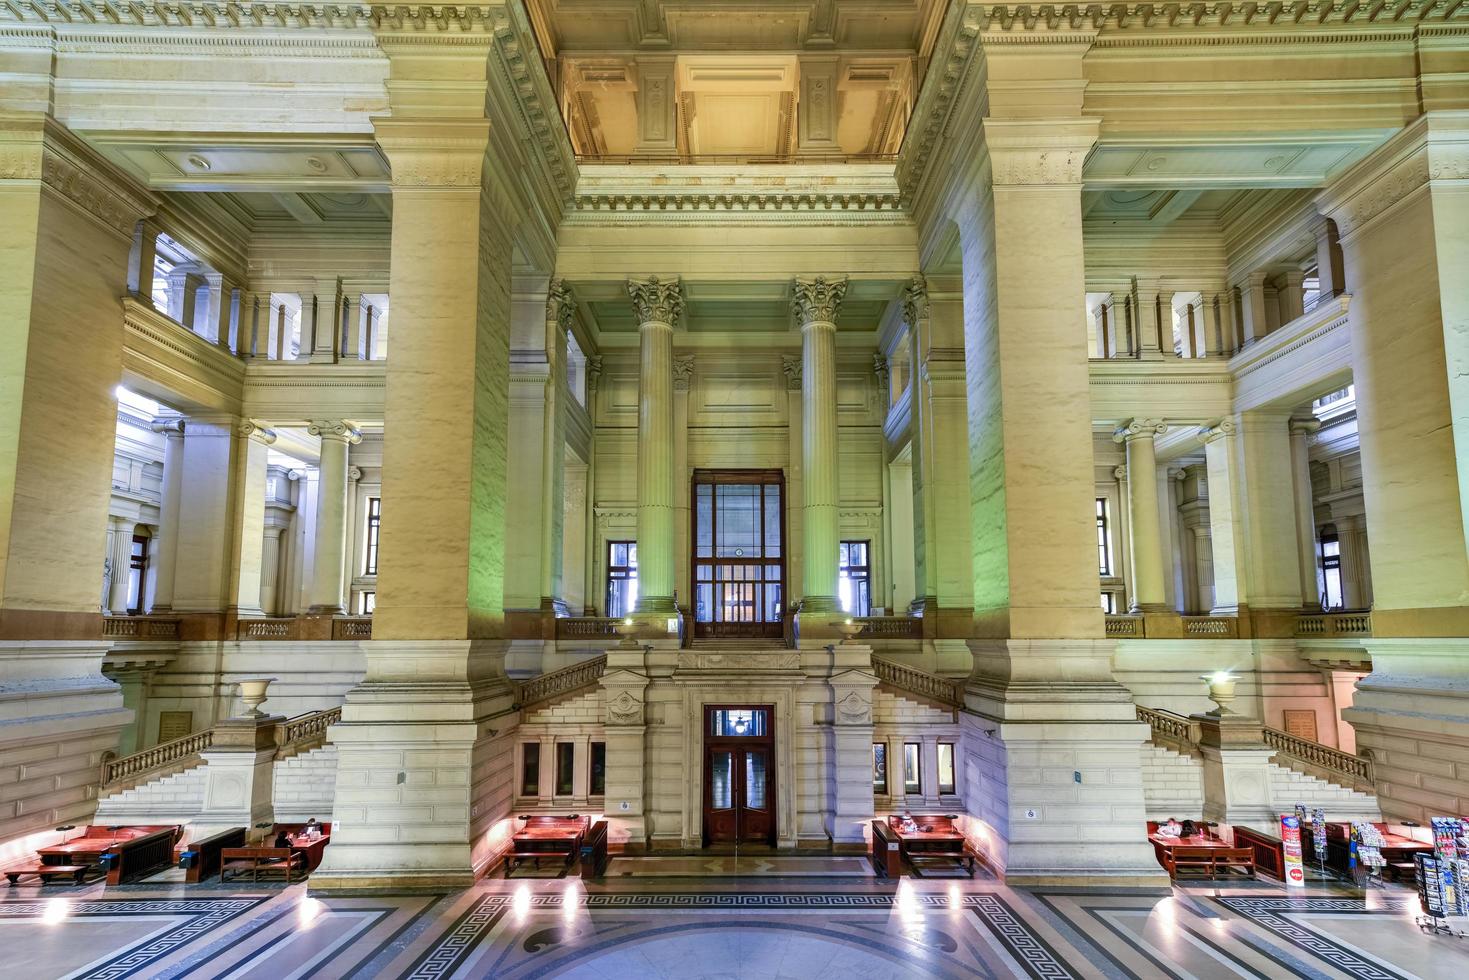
177 827 246 884
3 863 91 886
101 826 182 885
579 819 609 878
870 819 904 878
220 847 307 883
885 815 975 877
1229 825 1284 880
1167 845 1256 879
507 815 588 876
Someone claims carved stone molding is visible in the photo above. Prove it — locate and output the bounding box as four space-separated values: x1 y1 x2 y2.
902 275 929 327
791 275 848 324
0 117 155 237
374 119 490 189
627 276 684 326
348 466 364 482
872 354 889 393
677 652 801 671
1198 418 1236 444
308 419 363 445
781 355 803 390
149 418 185 437
835 690 872 725
672 354 695 392
1113 418 1167 444
239 419 277 445
1112 464 1128 482
546 278 575 332
586 353 604 391
606 689 644 725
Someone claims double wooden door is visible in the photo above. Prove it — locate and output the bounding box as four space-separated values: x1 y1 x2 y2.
704 743 774 845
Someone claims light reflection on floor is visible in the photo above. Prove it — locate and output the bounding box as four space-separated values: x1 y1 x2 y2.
1 859 1467 978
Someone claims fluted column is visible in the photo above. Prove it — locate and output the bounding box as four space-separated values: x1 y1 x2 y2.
541 281 571 610
1114 419 1168 612
1289 417 1322 609
793 275 847 615
307 420 361 615
106 516 133 613
627 276 682 616
148 418 185 611
1199 419 1244 615
260 526 284 616
229 420 277 617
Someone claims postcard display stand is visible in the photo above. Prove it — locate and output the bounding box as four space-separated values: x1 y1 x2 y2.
1351 820 1387 888
1414 817 1469 938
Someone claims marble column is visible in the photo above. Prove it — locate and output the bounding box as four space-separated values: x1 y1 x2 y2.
106 517 134 614
1133 279 1165 360
148 419 185 611
793 275 847 618
260 526 285 617
1199 419 1244 616
1289 417 1322 609
306 420 361 615
541 282 571 612
782 355 805 608
1114 419 1168 613
314 108 518 891
627 276 682 617
228 421 277 617
672 353 694 617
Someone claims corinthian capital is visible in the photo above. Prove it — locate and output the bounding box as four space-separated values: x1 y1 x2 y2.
781 355 803 390
791 275 848 324
627 276 684 325
308 419 363 445
902 275 929 327
673 354 695 391
546 278 576 332
1113 418 1167 444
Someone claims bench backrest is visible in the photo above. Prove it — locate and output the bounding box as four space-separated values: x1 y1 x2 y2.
521 816 589 834
1214 847 1255 863
223 847 295 859
1170 847 1221 861
886 815 959 834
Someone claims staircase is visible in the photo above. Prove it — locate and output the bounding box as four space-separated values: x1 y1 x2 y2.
689 637 789 651
94 766 209 822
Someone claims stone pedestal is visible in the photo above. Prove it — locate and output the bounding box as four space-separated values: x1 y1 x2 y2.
599 643 652 849
1193 711 1280 833
193 714 283 836
820 643 876 847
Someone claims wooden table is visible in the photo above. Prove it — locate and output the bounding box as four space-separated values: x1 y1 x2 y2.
287 834 329 872
886 816 976 877
507 816 588 875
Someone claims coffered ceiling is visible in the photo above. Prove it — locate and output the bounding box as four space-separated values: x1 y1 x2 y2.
533 0 944 160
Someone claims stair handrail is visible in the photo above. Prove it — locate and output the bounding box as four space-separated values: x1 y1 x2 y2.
516 656 607 710
871 656 964 709
275 705 343 760
1264 724 1375 791
100 727 214 789
1135 704 1202 757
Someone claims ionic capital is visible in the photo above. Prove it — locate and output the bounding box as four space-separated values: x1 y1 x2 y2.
239 419 277 446
308 419 363 446
546 278 576 332
1113 418 1167 444
791 275 847 325
1289 416 1322 437
627 275 684 326
902 275 929 327
150 417 185 437
348 466 364 483
1198 418 1236 444
1112 465 1127 482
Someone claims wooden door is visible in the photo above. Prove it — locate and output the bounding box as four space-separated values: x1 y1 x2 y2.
702 705 777 846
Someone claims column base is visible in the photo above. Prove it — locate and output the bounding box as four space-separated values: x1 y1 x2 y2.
633 595 677 615
305 604 346 617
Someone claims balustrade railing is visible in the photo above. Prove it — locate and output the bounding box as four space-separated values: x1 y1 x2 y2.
102 616 181 639
516 656 608 710
275 706 342 760
1182 616 1236 637
872 657 964 709
332 618 373 639
855 616 923 640
556 617 621 639
1296 611 1373 637
101 728 213 790
1105 615 1143 637
1264 725 1375 792
1135 704 1201 756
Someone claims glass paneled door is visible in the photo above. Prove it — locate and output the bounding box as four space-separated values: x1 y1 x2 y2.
692 470 785 638
703 706 776 846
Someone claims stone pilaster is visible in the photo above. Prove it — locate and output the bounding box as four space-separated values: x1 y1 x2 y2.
306 420 361 616
673 353 694 617
1289 417 1322 609
1199 419 1245 616
1132 279 1165 360
1114 419 1168 613
147 419 185 612
229 421 277 617
796 55 841 156
1194 712 1283 834
599 644 651 848
193 713 283 837
627 276 682 617
793 275 846 621
634 56 678 155
126 218 159 303
1236 271 1271 345
541 281 571 611
106 517 134 614
823 644 878 845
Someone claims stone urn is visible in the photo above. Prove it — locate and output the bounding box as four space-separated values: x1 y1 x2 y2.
237 677 277 718
613 617 644 650
830 618 865 645
1202 672 1238 716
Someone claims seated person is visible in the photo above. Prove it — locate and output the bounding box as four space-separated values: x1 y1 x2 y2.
303 818 321 838
273 831 292 850
1157 818 1183 838
1180 820 1198 838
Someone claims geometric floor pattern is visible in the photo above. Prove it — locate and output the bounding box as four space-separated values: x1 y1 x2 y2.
4 861 1468 978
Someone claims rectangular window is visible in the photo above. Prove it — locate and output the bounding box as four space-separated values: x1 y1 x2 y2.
1321 529 1343 610
363 496 382 575
555 742 574 796
127 533 149 614
606 540 638 617
1096 497 1112 576
937 743 956 795
590 742 606 796
359 591 375 615
709 708 768 737
872 743 888 795
521 743 540 797
839 540 871 616
1100 592 1116 614
903 742 922 795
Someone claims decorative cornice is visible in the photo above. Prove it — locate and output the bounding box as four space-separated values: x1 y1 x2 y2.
672 354 694 392
1198 417 1236 443
626 276 683 326
546 278 575 332
0 116 155 236
373 118 489 189
571 191 903 213
781 355 803 390
792 275 848 325
239 419 277 445
307 419 362 445
902 274 929 327
1113 417 1167 443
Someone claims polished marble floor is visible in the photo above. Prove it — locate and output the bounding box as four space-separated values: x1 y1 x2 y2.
3 857 1468 978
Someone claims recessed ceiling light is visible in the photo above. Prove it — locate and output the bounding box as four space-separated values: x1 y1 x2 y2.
186 154 211 171
306 156 328 174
